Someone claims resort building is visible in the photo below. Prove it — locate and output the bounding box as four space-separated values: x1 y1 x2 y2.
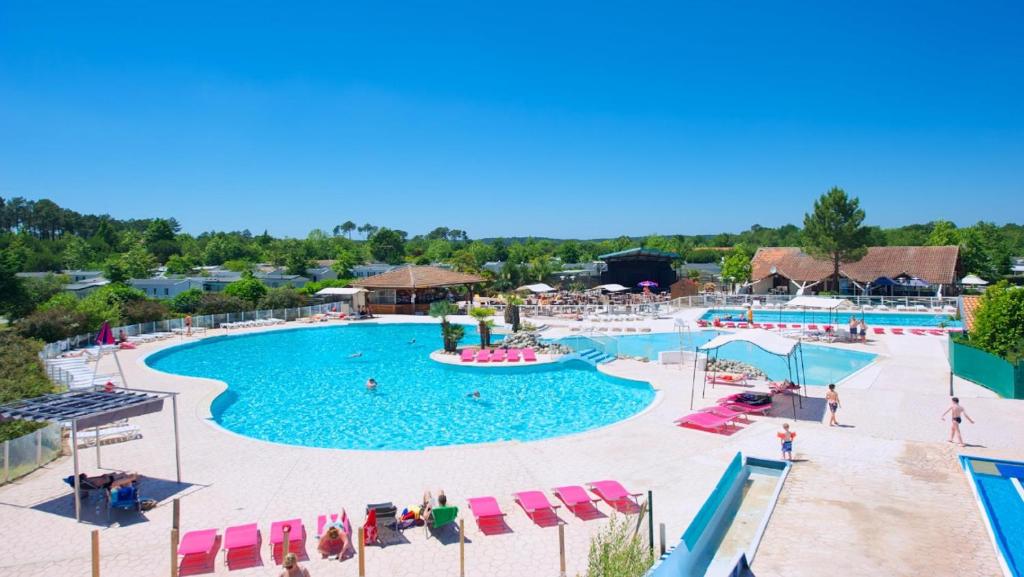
15 270 110 297
749 245 962 296
598 247 678 292
352 265 485 314
304 265 337 282
128 277 204 299
352 262 398 278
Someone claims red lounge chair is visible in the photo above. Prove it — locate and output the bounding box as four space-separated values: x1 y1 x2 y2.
223 523 259 568
475 349 491 363
270 519 305 564
776 323 786 328
522 348 537 362
513 491 561 525
911 329 926 336
750 323 761 329
873 327 885 335
891 328 905 335
552 486 601 518
467 496 507 530
491 348 507 362
790 324 801 329
587 480 642 514
928 329 945 336
808 324 819 330
674 411 736 433
460 349 474 362
507 348 521 362
178 528 218 572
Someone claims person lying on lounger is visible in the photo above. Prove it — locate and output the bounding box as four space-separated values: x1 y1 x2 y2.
317 525 350 560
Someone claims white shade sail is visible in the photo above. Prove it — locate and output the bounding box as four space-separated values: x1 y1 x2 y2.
592 283 631 293
315 287 368 296
698 329 800 357
960 274 989 286
517 283 556 293
786 296 853 309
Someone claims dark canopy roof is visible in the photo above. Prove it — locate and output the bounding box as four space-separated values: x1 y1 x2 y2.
598 247 679 261
0 389 170 430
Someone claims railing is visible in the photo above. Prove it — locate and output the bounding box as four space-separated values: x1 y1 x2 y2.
1 423 62 485
41 301 353 359
559 332 619 359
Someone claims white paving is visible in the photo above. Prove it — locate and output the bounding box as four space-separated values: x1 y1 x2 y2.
0 312 1021 577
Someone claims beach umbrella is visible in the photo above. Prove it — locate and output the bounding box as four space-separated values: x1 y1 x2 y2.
96 321 115 346
637 280 659 288
961 274 989 286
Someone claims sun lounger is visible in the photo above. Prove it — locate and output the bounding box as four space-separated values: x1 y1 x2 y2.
552 485 601 518
705 373 748 386
467 496 507 530
762 323 774 329
696 320 708 327
507 348 521 362
178 529 219 572
891 328 905 335
808 324 818 330
587 480 642 513
269 519 305 562
366 502 399 546
719 393 773 415
513 491 561 524
674 411 737 433
224 523 259 568
702 405 751 422
873 327 885 335
460 349 474 362
475 349 491 363
424 505 459 538
911 328 926 336
723 322 736 328
491 348 507 362
522 348 537 362
928 329 945 336
75 424 141 448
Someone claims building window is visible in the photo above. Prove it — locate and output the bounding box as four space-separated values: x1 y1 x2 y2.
164 288 170 296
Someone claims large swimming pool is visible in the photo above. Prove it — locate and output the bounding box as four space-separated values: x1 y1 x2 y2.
145 324 655 450
701 308 960 328
563 331 876 385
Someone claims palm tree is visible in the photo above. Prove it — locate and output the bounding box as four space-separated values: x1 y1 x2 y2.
429 301 464 353
503 294 523 332
469 307 495 348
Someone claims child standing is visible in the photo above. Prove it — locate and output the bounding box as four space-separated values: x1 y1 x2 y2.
777 423 796 461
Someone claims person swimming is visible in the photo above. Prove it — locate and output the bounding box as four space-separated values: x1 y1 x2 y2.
409 338 416 344
366 378 377 391
467 391 480 400
348 352 363 358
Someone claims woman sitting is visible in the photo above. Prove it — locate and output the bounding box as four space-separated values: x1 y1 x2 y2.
317 525 350 560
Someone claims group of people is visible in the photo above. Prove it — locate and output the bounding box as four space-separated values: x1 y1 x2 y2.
847 316 868 342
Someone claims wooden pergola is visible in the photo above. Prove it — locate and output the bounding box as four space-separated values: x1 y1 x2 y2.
351 265 486 314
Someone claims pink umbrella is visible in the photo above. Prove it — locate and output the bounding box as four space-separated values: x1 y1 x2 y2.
96 321 115 346
637 281 659 288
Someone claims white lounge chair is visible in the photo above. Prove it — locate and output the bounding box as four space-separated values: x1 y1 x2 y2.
75 424 142 448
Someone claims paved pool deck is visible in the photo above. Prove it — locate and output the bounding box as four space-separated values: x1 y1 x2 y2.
0 311 1020 577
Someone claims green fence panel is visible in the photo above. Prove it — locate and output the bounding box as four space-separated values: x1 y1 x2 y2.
949 340 1024 399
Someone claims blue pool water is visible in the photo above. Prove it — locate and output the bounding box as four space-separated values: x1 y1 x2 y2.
145 324 655 450
701 308 960 328
962 456 1024 576
584 331 876 385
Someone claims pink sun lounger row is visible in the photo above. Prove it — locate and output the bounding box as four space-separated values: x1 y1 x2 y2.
460 348 538 363
466 480 642 531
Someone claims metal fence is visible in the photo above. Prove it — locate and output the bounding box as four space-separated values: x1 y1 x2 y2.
1 423 62 485
41 301 353 359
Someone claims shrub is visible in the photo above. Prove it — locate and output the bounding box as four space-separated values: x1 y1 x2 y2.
301 278 354 296
197 293 247 315
0 333 57 441
223 277 268 305
970 281 1024 362
122 299 170 324
170 288 204 314
259 287 306 310
17 306 90 342
585 514 655 577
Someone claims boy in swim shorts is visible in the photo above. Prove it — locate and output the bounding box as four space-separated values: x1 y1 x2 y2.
777 423 796 461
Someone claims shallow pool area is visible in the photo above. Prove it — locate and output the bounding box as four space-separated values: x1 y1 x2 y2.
962 455 1024 577
701 308 960 328
566 331 877 385
145 323 655 450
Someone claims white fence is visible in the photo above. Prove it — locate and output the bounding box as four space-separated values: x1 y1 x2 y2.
41 301 352 359
1 423 62 485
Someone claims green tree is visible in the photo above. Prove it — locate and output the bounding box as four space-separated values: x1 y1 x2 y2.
960 222 1010 281
527 257 556 283
334 220 357 239
0 247 30 318
170 288 204 314
259 286 306 309
0 333 58 441
285 250 314 276
197 293 247 314
926 220 959 246
503 294 523 332
62 235 93 270
802 187 869 292
332 247 361 277
144 218 181 263
368 228 407 264
122 299 170 324
164 254 195 275
223 276 268 305
721 245 753 284
119 241 158 279
19 303 91 341
968 281 1024 361
429 300 464 353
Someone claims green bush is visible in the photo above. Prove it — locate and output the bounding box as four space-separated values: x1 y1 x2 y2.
223 277 268 305
970 281 1024 362
170 288 204 314
301 278 354 296
17 306 90 342
197 293 247 314
122 299 170 324
0 332 58 441
585 514 655 577
259 286 306 310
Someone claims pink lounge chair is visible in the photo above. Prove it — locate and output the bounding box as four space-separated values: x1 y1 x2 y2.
270 519 305 564
476 349 491 363
928 329 945 336
316 511 353 558
178 528 218 572
718 394 773 415
316 513 339 538
507 348 521 362
552 485 601 518
891 328 905 335
460 349 474 362
674 411 737 434
490 348 507 362
808 324 819 330
513 491 561 525
467 496 507 530
762 323 774 329
696 320 709 327
701 404 751 423
911 328 926 336
790 324 801 329
587 480 642 514
750 323 761 329
223 523 260 568
737 323 748 329
723 322 736 328
873 327 886 335
522 348 537 362
776 323 786 329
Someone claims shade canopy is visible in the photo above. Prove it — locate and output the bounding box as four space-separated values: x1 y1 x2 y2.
592 283 631 293
871 276 899 287
517 283 556 293
315 287 368 296
902 276 930 288
698 329 800 357
0 389 169 430
961 274 989 286
786 296 853 309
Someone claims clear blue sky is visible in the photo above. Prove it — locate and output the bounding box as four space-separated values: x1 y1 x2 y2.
1 1 1022 239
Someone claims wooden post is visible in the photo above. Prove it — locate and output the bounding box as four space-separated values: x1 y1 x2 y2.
170 528 179 577
659 522 666 556
459 518 465 577
91 529 100 577
647 490 654 553
282 525 290 563
172 498 180 530
558 523 567 577
358 526 366 577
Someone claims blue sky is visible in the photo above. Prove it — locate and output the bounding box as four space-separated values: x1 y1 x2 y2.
1 1 1022 238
